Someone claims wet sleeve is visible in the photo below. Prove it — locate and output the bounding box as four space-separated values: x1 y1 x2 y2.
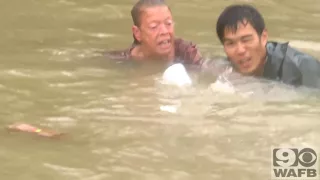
178 40 203 65
186 43 203 65
297 54 320 89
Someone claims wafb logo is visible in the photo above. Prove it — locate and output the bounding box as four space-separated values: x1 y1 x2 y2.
271 147 318 180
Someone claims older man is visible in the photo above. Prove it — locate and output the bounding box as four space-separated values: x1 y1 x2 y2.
107 0 202 66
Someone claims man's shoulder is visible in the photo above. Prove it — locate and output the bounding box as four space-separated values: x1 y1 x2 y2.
284 43 320 89
286 43 319 64
267 41 320 88
174 38 198 49
267 41 318 63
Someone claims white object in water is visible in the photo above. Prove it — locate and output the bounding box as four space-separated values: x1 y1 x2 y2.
162 63 192 86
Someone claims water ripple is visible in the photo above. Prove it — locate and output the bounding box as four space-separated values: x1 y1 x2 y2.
44 163 110 180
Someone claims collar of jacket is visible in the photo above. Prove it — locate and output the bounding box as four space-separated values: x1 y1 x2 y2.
263 41 289 80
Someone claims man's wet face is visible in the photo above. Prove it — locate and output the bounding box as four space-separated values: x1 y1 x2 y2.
135 5 175 57
222 21 267 75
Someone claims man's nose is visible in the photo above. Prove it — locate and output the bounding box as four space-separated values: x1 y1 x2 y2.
159 23 169 34
236 43 246 55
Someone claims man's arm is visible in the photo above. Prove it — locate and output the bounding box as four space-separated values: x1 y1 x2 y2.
175 38 203 65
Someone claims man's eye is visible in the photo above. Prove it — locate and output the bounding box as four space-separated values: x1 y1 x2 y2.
149 24 158 29
225 41 234 46
166 20 173 26
242 37 252 43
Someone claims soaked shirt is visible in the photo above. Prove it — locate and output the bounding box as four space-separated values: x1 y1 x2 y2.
262 41 320 89
105 38 202 66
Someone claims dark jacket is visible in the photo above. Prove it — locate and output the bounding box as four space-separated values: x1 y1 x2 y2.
263 41 320 89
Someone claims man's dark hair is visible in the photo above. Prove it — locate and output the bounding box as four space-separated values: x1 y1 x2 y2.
216 4 266 43
131 0 168 45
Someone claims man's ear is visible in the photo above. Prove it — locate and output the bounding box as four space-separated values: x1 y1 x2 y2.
261 29 268 46
132 25 141 43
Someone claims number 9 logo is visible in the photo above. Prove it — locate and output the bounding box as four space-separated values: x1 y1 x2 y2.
274 148 297 167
